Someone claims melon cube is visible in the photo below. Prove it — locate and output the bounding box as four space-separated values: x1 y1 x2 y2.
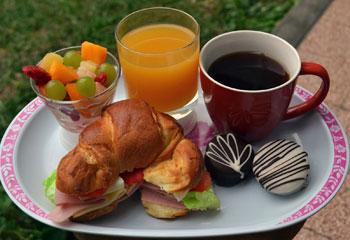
65 83 84 101
49 61 78 84
81 41 107 65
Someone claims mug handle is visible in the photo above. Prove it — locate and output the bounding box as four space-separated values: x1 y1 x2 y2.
283 62 330 120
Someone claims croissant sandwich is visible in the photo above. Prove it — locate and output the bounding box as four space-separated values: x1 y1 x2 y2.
43 99 219 222
141 139 220 218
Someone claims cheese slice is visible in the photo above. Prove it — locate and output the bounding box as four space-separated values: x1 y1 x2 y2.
172 189 190 201
105 177 125 195
73 177 126 218
73 188 126 218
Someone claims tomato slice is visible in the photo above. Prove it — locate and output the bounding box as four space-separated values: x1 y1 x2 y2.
120 168 144 186
192 171 212 192
80 188 106 199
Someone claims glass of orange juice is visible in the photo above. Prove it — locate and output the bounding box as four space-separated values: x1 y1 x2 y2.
115 7 199 116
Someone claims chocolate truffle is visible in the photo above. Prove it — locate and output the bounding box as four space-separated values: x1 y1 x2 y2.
253 139 310 195
205 133 254 187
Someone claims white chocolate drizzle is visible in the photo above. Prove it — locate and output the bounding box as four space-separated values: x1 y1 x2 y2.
253 139 309 195
206 133 253 179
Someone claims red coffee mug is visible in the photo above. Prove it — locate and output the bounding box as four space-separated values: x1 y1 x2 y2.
199 31 330 142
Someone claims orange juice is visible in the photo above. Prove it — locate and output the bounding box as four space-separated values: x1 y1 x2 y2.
118 24 199 112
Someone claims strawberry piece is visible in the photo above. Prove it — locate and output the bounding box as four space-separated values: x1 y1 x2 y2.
22 65 51 86
95 72 108 87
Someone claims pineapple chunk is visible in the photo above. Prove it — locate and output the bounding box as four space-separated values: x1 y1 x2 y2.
77 60 97 78
77 67 96 79
80 60 98 73
38 53 63 72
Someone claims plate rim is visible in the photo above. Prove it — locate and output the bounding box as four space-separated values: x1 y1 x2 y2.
0 86 348 237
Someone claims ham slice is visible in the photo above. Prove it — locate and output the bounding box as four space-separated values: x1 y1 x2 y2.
141 186 186 209
142 182 189 201
55 189 80 205
49 184 141 223
55 189 104 205
142 182 163 192
141 182 173 198
118 183 141 202
49 189 111 223
48 200 104 223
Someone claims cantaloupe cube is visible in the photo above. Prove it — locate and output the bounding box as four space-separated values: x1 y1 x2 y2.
66 84 92 116
49 61 78 84
38 53 63 72
65 83 84 101
81 41 107 65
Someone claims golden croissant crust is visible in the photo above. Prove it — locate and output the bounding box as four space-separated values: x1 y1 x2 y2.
143 139 204 193
56 99 183 195
55 99 205 221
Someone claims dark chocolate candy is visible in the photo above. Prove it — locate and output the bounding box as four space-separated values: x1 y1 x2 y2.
205 133 254 187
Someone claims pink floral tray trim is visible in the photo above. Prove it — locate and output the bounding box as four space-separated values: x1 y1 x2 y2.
279 87 348 224
186 87 348 224
0 86 348 225
186 88 348 224
0 97 48 218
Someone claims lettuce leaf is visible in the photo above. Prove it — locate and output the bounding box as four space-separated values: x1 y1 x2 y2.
43 170 56 204
182 188 220 210
42 171 126 205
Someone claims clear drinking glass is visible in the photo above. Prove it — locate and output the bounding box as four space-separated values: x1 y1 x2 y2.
30 46 120 149
115 7 200 116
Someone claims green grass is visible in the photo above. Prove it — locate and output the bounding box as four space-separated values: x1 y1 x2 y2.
0 0 297 239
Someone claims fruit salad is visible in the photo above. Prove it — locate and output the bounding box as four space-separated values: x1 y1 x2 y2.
23 41 117 101
21 42 119 134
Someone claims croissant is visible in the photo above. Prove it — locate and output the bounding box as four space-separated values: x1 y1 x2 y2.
49 99 218 222
49 99 183 222
56 99 183 195
142 138 204 218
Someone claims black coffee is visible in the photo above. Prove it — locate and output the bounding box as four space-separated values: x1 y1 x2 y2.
207 52 289 90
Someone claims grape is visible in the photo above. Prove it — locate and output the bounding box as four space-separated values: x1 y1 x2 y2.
76 77 96 97
45 80 66 100
63 50 81 68
97 63 117 86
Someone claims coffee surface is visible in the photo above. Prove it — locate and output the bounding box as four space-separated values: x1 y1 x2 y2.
207 52 289 90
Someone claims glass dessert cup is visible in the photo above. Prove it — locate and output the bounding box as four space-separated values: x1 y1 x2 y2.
30 46 120 149
115 7 199 134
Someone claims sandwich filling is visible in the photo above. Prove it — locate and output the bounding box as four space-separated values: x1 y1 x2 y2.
44 170 139 222
141 183 186 209
141 171 220 211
